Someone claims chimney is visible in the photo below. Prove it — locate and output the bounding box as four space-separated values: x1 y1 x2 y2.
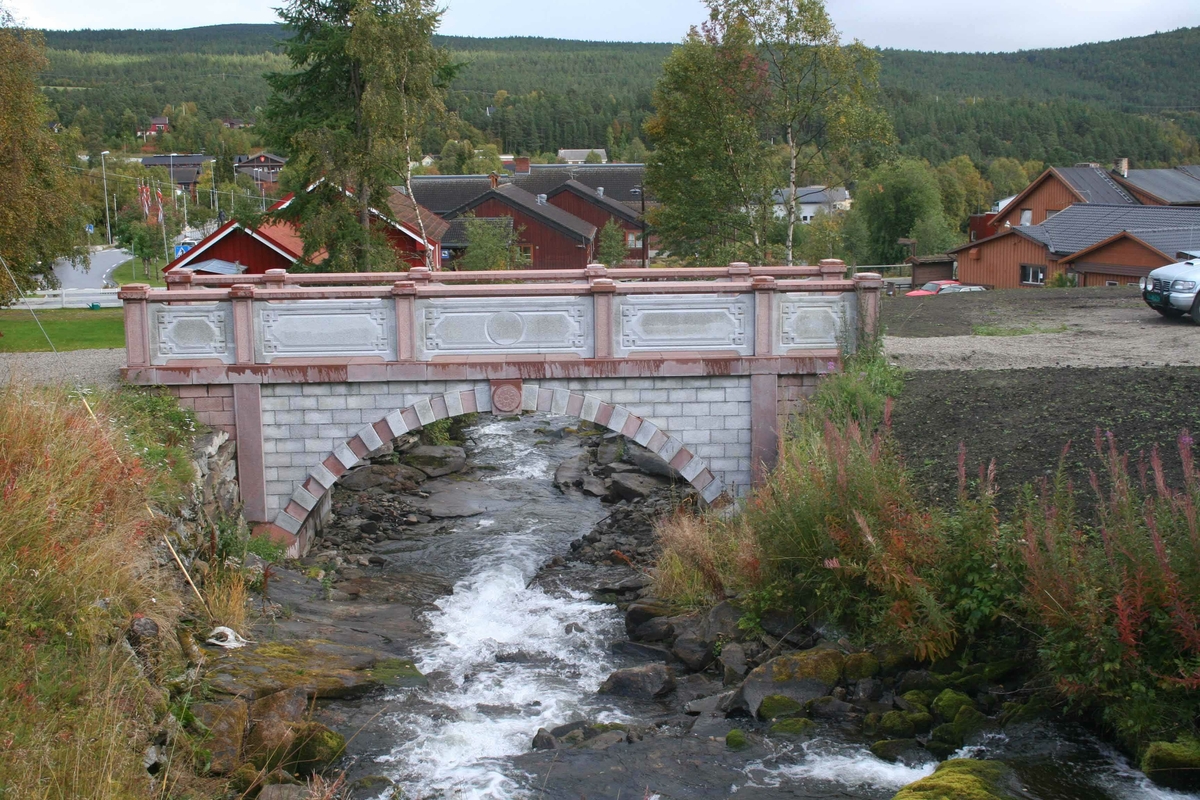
536 194 547 205
489 172 500 189
514 156 531 175
1115 157 1129 178
596 187 604 197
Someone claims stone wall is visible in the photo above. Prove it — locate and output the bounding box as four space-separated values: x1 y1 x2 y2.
172 384 236 441
258 376 754 522
777 374 820 434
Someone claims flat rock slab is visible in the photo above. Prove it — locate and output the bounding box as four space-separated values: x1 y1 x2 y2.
405 480 522 519
206 639 425 700
403 446 466 477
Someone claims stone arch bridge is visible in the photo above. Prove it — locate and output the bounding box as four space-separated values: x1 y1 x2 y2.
120 262 880 554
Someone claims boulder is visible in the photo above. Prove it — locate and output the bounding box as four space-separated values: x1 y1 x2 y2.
769 717 817 737
854 678 884 703
192 698 248 774
890 758 1019 799
404 445 466 477
550 721 589 739
1142 739 1200 790
608 472 672 502
596 439 622 466
207 640 425 700
632 617 675 642
246 688 308 770
289 721 346 774
844 652 881 681
598 664 677 699
623 444 678 479
340 464 426 492
624 601 673 636
553 454 590 491
726 729 749 750
810 696 857 720
581 730 627 750
672 632 716 672
871 739 934 769
532 728 558 750
730 647 845 718
719 642 748 683
879 710 915 739
702 601 743 642
581 475 609 497
931 689 974 722
758 694 804 720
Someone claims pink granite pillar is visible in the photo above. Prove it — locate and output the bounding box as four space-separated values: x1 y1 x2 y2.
591 277 616 359
118 283 152 368
393 280 418 361
233 384 267 522
230 284 255 365
750 372 779 486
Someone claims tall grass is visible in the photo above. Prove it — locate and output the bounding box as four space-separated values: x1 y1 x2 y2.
0 383 191 798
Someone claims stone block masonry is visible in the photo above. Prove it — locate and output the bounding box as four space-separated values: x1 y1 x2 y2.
257 376 755 523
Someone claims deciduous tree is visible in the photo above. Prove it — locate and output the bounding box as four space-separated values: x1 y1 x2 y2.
456 215 527 271
596 219 629 268
706 0 893 265
0 8 86 301
856 158 943 264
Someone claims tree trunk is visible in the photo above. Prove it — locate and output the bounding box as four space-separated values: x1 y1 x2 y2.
786 125 798 267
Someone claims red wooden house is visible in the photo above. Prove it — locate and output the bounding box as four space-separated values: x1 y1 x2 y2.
163 190 446 276
546 179 644 263
442 184 597 269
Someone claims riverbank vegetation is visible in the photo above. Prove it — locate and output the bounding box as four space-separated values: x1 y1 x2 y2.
0 383 199 797
655 344 1200 766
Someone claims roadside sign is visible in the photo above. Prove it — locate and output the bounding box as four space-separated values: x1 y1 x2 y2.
86 224 94 234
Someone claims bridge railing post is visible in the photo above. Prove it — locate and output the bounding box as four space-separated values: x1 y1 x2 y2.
751 275 776 356
409 267 432 286
263 268 288 289
728 261 751 281
230 284 256 364
165 269 193 292
117 283 152 368
590 277 616 358
853 271 884 342
392 281 418 361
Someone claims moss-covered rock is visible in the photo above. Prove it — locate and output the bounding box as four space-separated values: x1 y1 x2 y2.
844 652 881 681
726 729 749 750
208 639 412 700
902 690 934 711
874 643 917 676
367 658 428 689
758 694 805 720
289 722 345 774
871 739 926 765
907 711 934 734
931 723 963 747
931 689 974 721
1000 693 1054 727
769 718 816 737
1142 739 1200 790
227 763 261 794
732 647 844 718
863 712 882 738
952 705 992 740
880 710 916 739
890 758 1018 800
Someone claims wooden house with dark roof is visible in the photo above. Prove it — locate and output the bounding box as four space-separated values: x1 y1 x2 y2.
443 184 597 269
546 180 645 263
992 165 1140 230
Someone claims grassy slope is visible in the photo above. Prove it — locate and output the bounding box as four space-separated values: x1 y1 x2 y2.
0 309 126 352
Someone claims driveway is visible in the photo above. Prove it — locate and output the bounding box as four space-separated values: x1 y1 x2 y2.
53 248 132 289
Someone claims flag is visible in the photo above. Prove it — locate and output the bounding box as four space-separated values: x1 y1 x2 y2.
156 186 164 226
140 183 151 219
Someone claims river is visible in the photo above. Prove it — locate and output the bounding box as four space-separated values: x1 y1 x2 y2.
334 416 1199 800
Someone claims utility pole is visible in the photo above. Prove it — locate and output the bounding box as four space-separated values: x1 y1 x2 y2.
100 150 112 245
631 185 648 267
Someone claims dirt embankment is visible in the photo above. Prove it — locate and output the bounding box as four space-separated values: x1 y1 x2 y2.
882 286 1200 371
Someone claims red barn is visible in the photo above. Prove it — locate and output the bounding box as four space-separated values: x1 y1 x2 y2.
443 184 596 269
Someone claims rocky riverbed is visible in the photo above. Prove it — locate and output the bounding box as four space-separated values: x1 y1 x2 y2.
194 415 1199 800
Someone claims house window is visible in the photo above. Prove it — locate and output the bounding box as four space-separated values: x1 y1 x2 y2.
1019 209 1033 226
1020 264 1045 285
1105 280 1118 287
1045 209 1060 219
518 245 533 263
626 232 642 248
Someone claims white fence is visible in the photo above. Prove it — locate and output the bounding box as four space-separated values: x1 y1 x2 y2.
7 289 124 310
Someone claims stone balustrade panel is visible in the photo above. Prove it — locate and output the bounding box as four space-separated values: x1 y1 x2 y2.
149 302 236 365
615 293 755 357
775 292 858 354
415 296 594 359
254 299 397 363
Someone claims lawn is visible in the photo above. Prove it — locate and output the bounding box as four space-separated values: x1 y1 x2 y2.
0 309 125 352
110 256 167 287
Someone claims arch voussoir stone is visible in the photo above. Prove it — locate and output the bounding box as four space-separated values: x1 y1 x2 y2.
266 383 727 551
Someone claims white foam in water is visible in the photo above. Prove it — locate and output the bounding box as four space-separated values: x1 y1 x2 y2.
744 740 936 792
471 420 551 481
379 529 624 799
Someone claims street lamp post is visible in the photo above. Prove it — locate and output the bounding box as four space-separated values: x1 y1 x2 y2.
631 185 648 268
100 150 112 245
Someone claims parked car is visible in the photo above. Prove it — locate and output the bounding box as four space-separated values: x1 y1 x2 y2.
906 280 960 296
1140 260 1200 322
940 284 986 294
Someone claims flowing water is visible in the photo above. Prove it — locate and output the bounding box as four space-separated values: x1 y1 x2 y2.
351 417 1200 800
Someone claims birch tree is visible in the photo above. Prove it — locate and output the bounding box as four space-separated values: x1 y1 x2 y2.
707 0 892 265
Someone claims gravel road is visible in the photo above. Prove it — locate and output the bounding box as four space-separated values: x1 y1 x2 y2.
0 349 125 388
884 287 1200 370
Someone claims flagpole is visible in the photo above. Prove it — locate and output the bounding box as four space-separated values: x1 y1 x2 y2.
159 181 170 266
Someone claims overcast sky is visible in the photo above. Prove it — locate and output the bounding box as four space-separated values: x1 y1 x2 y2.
10 0 1199 53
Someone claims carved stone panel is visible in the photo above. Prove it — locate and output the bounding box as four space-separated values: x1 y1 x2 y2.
255 300 396 362
615 294 754 356
415 296 593 359
149 302 234 364
775 292 857 352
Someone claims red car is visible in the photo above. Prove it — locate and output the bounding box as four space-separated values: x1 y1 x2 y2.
906 280 960 297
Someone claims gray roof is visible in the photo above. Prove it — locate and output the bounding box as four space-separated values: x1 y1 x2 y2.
1119 168 1200 205
441 217 513 249
513 164 646 205
1015 204 1200 256
142 154 212 167
1054 167 1138 206
1176 166 1200 182
181 258 244 276
548 179 643 225
558 149 607 162
408 176 499 214
444 184 597 242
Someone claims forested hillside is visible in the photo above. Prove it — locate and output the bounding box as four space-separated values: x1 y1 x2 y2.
37 23 1200 166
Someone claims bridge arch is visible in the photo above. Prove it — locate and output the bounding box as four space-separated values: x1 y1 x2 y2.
266 382 726 550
